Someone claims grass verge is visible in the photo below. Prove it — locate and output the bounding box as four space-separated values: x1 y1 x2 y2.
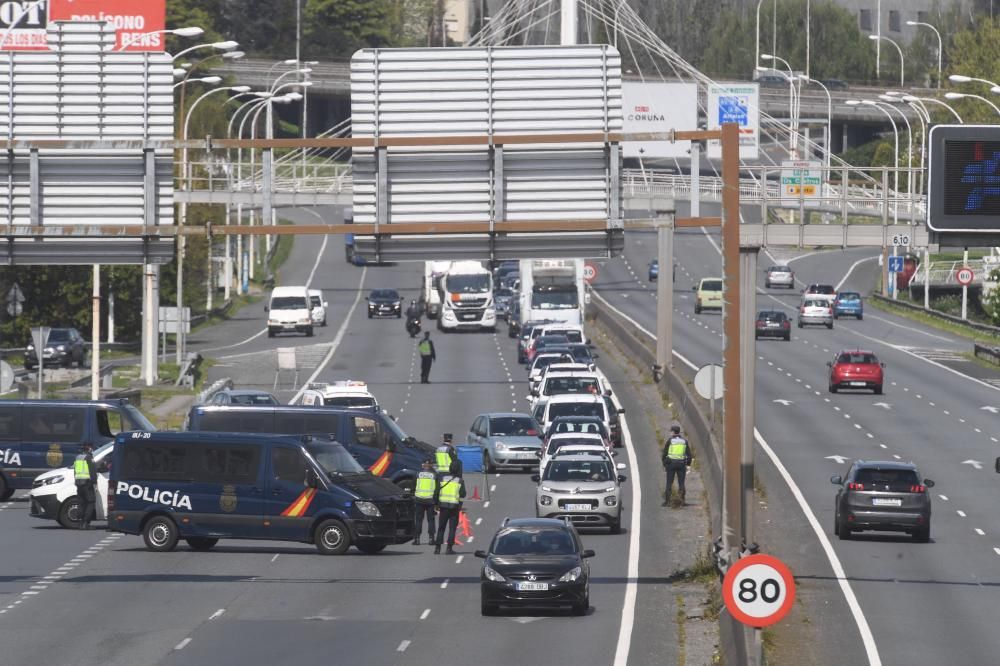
871 298 1000 345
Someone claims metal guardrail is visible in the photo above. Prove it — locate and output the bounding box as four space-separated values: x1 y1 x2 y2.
909 259 999 287
871 293 1000 337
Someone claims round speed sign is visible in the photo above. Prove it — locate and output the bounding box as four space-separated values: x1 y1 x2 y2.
583 262 598 283
722 554 796 628
956 267 974 287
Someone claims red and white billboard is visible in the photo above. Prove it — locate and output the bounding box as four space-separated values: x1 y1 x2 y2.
0 0 166 51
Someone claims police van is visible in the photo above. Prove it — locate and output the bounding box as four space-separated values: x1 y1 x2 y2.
108 431 414 554
0 399 154 499
299 381 378 409
186 405 435 493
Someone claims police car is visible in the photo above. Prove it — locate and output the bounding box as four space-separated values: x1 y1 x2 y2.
30 441 112 528
108 431 415 554
299 381 377 409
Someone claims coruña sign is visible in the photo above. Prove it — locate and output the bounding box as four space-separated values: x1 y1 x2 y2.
0 0 165 51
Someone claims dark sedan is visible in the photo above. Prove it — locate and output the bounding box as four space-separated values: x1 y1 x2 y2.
476 517 593 616
366 289 402 318
832 461 933 542
25 327 87 369
755 310 791 341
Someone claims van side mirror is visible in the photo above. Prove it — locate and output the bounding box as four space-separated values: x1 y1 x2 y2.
830 475 842 485
264 305 269 312
474 549 487 558
531 474 540 482
691 285 697 291
581 549 595 558
617 475 627 483
324 301 329 308
306 468 320 488
881 362 886 368
923 479 935 488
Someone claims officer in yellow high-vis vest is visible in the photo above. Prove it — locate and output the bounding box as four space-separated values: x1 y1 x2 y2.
434 462 466 555
412 458 439 546
434 433 461 475
74 442 97 530
418 331 436 383
661 425 692 507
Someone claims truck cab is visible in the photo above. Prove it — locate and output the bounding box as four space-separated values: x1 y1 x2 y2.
438 260 496 331
519 259 585 326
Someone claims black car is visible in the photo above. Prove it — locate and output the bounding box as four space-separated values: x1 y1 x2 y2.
25 327 86 369
494 287 515 320
507 301 523 338
476 517 594 616
366 289 402 318
831 461 934 542
755 310 791 341
566 343 598 367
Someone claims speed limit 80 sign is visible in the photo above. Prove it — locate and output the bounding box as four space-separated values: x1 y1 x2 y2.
722 554 796 627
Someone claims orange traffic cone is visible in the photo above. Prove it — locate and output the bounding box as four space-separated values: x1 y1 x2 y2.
458 511 473 539
469 485 481 501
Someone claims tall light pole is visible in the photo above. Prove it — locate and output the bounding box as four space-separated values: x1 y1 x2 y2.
800 75 831 173
873 99 913 225
949 73 1000 89
944 91 1000 118
805 0 811 80
755 0 765 70
870 34 904 86
907 20 942 89
885 94 928 198
847 99 899 223
902 94 963 122
761 54 798 153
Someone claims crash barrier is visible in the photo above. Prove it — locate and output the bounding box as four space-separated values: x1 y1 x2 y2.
974 343 1000 367
872 293 1000 338
456 444 491 501
586 289 748 666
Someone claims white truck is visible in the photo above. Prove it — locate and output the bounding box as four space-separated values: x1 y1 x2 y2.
518 259 586 326
438 260 496 331
422 260 452 319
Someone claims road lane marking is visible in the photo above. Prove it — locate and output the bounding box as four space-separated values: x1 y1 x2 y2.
209 609 225 620
290 266 369 404
440 579 449 589
420 609 431 620
958 510 967 517
455 555 464 564
994 548 1000 557
475 517 482 525
174 638 192 651
976 529 985 535
939 495 949 501
271 554 279 563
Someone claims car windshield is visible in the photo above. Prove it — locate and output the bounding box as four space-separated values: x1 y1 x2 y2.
495 288 514 298
272 296 308 310
854 468 920 491
489 417 539 437
544 459 614 482
230 393 279 405
837 353 878 364
537 335 569 348
446 274 490 293
549 402 603 420
770 266 790 273
48 329 71 342
305 442 366 475
372 290 399 300
534 355 573 373
492 527 576 556
809 285 835 294
569 347 593 363
93 442 114 462
531 290 579 310
323 396 377 408
701 280 722 291
543 376 601 396
310 295 322 307
804 300 828 309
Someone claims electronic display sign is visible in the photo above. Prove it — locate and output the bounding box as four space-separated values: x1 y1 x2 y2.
928 125 1000 232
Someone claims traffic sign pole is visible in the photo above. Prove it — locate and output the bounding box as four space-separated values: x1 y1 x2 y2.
962 249 969 321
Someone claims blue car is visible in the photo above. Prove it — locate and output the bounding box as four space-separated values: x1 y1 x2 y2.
648 260 659 281
833 292 863 320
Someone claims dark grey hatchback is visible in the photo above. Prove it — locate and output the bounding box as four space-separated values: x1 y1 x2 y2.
832 461 934 542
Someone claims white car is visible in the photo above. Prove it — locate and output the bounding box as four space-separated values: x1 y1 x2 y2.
528 352 576 395
309 289 328 327
300 380 378 408
537 434 610 475
29 442 111 529
539 324 586 345
530 371 606 408
536 394 611 435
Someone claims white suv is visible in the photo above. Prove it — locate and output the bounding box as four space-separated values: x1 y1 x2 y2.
300 381 378 408
534 454 627 533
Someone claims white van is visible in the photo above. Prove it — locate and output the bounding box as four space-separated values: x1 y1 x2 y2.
309 289 328 327
267 286 313 337
29 442 112 529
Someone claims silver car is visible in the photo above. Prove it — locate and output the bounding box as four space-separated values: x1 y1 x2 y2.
468 412 542 472
798 298 834 329
765 265 795 289
533 454 626 533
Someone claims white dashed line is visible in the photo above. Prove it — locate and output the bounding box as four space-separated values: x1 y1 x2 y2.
958 510 967 518
879 444 888 449
475 517 483 525
976 529 985 536
456 555 464 564
175 638 192 651
994 548 1000 557
271 554 279 562
866 433 874 439
939 495 949 501
483 501 490 508
397 640 411 652
420 609 431 620
209 609 225 620
489 485 496 492
440 579 450 589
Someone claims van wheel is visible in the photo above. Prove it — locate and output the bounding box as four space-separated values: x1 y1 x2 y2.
355 539 387 554
396 478 416 495
58 497 83 529
185 537 218 551
314 518 351 555
143 516 179 552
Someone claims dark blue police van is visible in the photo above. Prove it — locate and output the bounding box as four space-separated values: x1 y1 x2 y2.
108 431 414 554
0 399 154 498
186 405 435 493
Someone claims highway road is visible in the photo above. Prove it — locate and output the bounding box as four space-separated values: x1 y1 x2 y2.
596 205 1000 665
0 218 688 665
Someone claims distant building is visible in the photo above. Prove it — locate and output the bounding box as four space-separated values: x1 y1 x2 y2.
836 0 969 42
445 0 475 45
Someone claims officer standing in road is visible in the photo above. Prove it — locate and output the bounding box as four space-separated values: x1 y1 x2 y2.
412 458 438 546
434 433 459 474
418 331 436 383
74 442 97 529
661 425 692 507
434 461 466 555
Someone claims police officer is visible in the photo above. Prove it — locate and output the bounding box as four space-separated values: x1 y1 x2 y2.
434 433 459 475
661 425 692 507
412 458 438 546
74 442 97 529
418 331 436 383
434 461 466 555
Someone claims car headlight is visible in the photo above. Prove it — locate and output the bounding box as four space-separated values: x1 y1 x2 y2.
56 345 66 352
355 501 381 517
558 566 582 582
540 495 552 506
495 442 507 451
299 319 311 324
43 475 65 485
26 344 33 350
484 565 506 582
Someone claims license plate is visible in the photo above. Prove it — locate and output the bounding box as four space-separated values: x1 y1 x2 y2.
850 381 867 387
514 452 536 458
872 498 902 507
767 323 779 328
565 503 591 511
516 582 549 591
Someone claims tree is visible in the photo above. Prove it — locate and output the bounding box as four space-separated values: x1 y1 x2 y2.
304 0 396 58
943 18 1000 125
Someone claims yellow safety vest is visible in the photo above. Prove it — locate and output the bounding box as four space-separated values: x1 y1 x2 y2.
74 456 91 481
666 437 688 461
435 447 452 473
439 476 461 506
418 340 432 356
414 471 437 500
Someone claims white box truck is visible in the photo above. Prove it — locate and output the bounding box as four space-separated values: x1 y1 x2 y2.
438 260 496 331
422 260 452 319
518 259 585 326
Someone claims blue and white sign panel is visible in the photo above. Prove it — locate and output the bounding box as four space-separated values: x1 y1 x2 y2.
707 83 759 160
888 256 904 273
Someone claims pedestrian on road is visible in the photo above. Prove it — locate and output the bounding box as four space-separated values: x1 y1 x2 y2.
434 433 460 475
434 461 466 555
412 458 439 546
74 442 97 529
418 331 436 384
662 425 692 507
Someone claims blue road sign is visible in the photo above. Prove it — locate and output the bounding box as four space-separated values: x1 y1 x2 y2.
718 95 749 127
888 256 904 273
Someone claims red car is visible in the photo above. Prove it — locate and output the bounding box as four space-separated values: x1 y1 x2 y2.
828 350 885 394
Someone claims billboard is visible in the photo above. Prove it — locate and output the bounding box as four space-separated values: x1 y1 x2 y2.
707 83 760 160
0 0 165 51
622 81 697 159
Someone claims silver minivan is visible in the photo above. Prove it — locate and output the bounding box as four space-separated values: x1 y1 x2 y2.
533 454 626 533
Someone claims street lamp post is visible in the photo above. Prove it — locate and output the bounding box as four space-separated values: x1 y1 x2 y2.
760 54 799 153
906 20 942 89
944 91 1000 118
847 99 899 225
902 95 962 123
870 34 905 86
873 98 913 225
800 75 832 173
755 0 765 70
